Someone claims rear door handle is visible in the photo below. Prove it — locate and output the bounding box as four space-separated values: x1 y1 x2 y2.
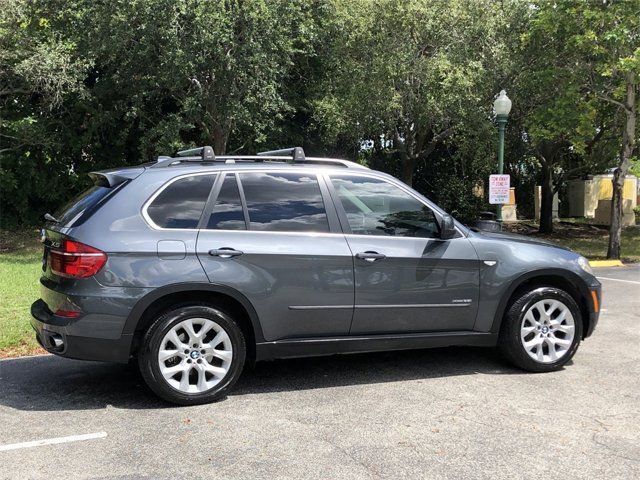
209 248 243 258
355 251 386 262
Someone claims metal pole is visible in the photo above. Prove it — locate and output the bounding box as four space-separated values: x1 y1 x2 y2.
496 114 507 221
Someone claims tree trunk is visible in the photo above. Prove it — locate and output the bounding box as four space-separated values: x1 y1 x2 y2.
401 155 415 186
394 128 415 187
608 169 624 259
539 162 554 234
212 123 228 155
607 72 636 259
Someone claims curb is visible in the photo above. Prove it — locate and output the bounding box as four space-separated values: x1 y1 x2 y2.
589 260 625 268
0 352 50 362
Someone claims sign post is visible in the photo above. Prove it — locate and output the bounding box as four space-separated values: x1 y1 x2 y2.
493 91 511 220
489 174 510 207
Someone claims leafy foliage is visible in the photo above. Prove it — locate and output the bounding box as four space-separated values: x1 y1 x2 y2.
1 0 638 230
313 0 503 188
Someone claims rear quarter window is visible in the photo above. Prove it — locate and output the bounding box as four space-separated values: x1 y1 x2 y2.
146 174 216 229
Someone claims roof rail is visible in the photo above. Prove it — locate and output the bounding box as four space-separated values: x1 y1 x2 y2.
175 146 215 161
257 147 305 161
150 145 368 170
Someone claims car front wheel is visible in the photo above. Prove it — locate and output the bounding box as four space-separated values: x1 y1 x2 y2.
499 287 583 372
138 304 246 405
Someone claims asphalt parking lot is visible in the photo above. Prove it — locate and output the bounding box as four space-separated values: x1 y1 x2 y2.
1 266 638 480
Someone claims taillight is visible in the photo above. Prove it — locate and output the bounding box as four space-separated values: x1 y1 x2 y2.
49 239 107 278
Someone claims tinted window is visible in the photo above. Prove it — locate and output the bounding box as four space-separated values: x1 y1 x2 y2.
147 174 216 228
330 175 439 238
239 172 329 232
206 174 246 230
54 185 117 227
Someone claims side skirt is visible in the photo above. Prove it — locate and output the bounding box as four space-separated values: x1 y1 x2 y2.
255 331 497 361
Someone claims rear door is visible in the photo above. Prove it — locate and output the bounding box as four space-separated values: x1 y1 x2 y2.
326 173 480 334
196 170 354 342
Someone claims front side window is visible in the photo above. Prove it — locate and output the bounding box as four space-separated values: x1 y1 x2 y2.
206 174 246 230
239 172 329 232
146 174 216 228
330 175 440 238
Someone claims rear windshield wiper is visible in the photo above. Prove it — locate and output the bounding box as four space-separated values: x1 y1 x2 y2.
44 213 60 223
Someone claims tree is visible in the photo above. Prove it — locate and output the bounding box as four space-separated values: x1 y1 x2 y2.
313 0 505 187
2 0 318 224
574 1 640 259
514 3 614 234
528 0 639 253
1 0 638 234
607 72 637 259
0 0 90 225
82 0 310 156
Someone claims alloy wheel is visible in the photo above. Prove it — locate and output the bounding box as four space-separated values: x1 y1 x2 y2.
157 317 233 394
520 299 575 364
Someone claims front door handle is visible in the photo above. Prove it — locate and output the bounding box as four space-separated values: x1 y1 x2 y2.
355 251 386 262
209 248 243 259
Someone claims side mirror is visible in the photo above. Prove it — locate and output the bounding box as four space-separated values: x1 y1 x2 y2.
440 214 456 240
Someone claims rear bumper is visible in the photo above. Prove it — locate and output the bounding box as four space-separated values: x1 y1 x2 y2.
31 299 132 363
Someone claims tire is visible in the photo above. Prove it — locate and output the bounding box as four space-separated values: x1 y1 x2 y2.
499 287 583 372
138 304 246 405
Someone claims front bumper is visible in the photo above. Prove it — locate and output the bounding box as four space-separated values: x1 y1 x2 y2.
31 299 132 363
584 283 601 338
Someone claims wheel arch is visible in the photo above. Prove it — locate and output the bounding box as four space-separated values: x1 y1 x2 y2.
125 282 265 361
491 269 593 339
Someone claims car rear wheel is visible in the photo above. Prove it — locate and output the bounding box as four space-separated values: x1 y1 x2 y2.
138 304 246 405
499 287 583 372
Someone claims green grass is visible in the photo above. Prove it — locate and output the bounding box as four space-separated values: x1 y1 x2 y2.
0 229 43 357
505 221 640 263
548 228 640 262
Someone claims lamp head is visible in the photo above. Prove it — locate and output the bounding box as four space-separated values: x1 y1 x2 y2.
493 90 512 117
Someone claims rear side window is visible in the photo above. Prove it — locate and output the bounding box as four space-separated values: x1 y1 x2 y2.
147 174 216 229
54 185 118 227
206 174 246 230
239 172 329 232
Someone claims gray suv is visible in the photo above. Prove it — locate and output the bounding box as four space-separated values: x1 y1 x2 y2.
31 146 601 405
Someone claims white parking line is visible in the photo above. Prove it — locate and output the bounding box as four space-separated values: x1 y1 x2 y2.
597 276 640 285
0 432 107 452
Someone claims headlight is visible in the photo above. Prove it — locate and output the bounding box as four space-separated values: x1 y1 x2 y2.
577 256 593 275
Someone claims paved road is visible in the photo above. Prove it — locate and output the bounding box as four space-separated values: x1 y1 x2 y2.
1 266 639 479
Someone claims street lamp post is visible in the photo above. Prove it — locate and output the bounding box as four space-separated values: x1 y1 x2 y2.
493 90 512 221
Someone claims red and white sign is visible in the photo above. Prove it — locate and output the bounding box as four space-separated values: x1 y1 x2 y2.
489 174 510 204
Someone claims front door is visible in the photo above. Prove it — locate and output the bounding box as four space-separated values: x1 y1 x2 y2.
326 173 480 334
196 171 354 342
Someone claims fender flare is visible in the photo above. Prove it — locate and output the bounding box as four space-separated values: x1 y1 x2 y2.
122 282 265 343
490 268 593 333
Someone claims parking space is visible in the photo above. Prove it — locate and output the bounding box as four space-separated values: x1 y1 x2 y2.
0 266 638 479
